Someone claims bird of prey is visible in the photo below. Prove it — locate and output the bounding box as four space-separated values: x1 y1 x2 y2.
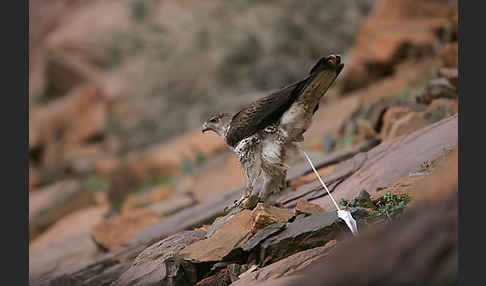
202 55 344 210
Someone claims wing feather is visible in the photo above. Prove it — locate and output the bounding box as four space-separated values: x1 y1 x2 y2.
226 76 312 147
225 55 343 147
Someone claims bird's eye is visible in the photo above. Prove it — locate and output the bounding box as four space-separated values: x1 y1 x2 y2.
210 117 219 123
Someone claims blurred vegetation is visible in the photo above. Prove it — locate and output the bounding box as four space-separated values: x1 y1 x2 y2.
96 0 376 153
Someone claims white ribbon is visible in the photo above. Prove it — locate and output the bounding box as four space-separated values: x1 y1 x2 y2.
301 150 359 236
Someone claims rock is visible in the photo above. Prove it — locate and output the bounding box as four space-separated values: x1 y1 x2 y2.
29 83 107 169
91 209 163 252
227 264 249 283
311 114 457 211
342 0 457 92
206 208 243 239
148 193 197 217
257 191 458 286
115 230 206 286
31 242 149 286
423 98 458 123
295 199 325 216
195 269 232 286
29 232 103 280
179 210 254 262
415 78 457 105
385 112 430 140
126 186 244 247
408 144 457 206
250 204 294 233
30 205 108 254
29 179 93 241
232 242 336 285
254 209 368 265
242 223 287 253
290 165 336 189
93 155 120 176
30 167 41 192
43 0 130 71
121 185 171 213
438 67 458 88
355 119 380 141
379 107 413 140
29 206 108 279
439 42 458 68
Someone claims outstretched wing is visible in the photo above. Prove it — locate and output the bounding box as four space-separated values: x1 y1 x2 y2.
225 55 343 148
225 76 311 147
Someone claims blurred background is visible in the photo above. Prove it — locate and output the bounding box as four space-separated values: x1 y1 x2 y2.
29 0 458 282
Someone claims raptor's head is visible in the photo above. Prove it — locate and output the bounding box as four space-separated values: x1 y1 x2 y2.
202 112 232 137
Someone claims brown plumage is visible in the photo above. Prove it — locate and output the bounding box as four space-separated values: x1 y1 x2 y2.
225 56 343 148
202 55 344 211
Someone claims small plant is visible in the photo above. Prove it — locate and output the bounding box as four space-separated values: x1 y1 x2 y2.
336 136 353 149
131 0 148 22
420 160 433 171
83 175 109 193
181 156 196 175
138 174 173 193
339 198 359 208
339 189 409 220
374 190 409 219
339 190 375 208
194 151 207 165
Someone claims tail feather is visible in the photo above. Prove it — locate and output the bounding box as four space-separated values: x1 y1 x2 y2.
309 55 342 75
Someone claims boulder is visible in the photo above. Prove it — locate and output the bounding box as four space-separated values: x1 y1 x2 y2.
438 67 458 88
414 77 457 105
342 0 457 92
29 167 41 192
29 83 108 173
29 179 93 241
195 269 232 286
253 209 367 266
295 199 325 216
29 206 108 278
423 98 458 123
311 114 457 211
179 204 293 264
379 107 413 140
384 112 430 140
250 204 294 233
29 232 102 281
179 210 254 262
439 42 458 68
233 241 336 285
91 209 163 252
30 205 108 254
115 230 206 286
252 191 458 286
121 185 172 213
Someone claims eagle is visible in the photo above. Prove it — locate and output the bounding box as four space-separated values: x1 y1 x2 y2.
202 55 344 211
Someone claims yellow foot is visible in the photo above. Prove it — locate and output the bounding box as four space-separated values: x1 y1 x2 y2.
224 194 259 213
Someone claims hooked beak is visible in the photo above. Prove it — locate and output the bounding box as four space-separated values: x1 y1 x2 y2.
202 123 210 134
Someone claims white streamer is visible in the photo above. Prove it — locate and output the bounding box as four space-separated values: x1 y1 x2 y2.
301 150 359 236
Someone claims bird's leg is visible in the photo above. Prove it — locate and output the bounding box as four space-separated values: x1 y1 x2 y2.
224 162 261 212
259 166 286 205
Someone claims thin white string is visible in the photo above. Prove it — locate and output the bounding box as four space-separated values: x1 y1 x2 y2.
301 150 341 211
